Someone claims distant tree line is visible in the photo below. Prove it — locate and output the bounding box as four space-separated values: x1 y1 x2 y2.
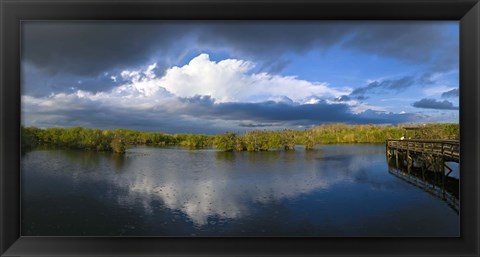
21 123 459 154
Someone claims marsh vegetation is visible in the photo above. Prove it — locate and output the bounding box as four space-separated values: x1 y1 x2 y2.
21 123 459 154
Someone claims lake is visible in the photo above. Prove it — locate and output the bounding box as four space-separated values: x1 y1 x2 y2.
21 144 459 236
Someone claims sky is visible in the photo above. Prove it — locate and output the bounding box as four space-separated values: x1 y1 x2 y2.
21 21 459 134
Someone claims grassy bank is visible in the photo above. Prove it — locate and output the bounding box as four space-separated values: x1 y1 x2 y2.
21 123 459 154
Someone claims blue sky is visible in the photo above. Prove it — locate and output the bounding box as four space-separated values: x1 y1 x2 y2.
21 21 459 134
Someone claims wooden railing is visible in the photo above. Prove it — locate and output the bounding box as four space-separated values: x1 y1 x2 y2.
386 139 459 162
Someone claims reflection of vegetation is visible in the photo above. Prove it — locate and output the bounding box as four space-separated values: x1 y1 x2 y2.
62 149 102 167
111 153 127 171
214 151 236 162
21 123 459 154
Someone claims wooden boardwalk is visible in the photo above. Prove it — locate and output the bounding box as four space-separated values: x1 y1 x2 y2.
386 139 459 163
386 139 460 212
386 138 459 178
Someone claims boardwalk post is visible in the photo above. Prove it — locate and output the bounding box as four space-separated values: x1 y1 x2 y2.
385 140 392 160
395 149 399 168
441 143 445 198
407 146 411 174
422 162 425 181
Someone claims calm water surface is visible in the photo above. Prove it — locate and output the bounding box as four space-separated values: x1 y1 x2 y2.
21 144 459 236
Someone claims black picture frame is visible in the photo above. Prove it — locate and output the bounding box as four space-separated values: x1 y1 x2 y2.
1 0 479 256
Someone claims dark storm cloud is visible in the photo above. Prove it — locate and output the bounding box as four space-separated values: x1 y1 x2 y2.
412 98 458 110
343 22 457 66
178 96 413 125
22 63 122 96
22 101 226 134
22 21 187 77
441 88 459 98
199 21 456 70
238 123 276 128
23 21 349 79
197 22 351 58
350 76 415 96
24 94 415 134
23 21 456 78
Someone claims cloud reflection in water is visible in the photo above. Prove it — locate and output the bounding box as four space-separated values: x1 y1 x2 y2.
107 146 378 225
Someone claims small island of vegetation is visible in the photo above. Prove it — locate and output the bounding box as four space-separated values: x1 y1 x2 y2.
21 123 459 154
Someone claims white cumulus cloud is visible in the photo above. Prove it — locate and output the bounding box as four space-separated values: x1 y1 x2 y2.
134 53 350 103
